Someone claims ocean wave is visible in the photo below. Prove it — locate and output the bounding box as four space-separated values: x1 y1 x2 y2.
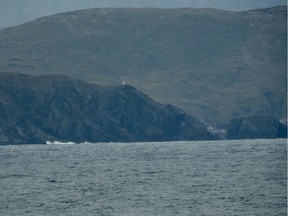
45 141 76 145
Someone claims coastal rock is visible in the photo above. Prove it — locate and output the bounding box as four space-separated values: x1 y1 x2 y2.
226 115 287 139
0 72 218 144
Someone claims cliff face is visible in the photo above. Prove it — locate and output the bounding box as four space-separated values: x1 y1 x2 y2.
226 115 287 139
0 72 217 144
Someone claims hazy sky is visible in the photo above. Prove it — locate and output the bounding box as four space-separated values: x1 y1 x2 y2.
0 0 286 29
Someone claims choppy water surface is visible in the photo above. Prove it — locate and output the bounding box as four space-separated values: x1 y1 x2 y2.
0 139 286 216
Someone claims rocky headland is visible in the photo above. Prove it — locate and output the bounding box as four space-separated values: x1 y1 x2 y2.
226 115 287 139
0 72 218 144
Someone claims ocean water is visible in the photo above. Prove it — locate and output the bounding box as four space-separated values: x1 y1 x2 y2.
0 139 286 216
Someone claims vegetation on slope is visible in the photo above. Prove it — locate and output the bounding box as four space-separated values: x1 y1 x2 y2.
0 7 286 126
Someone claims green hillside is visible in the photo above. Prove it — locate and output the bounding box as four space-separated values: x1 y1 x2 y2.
0 6 286 126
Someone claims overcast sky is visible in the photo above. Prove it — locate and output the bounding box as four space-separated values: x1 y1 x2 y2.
0 0 286 29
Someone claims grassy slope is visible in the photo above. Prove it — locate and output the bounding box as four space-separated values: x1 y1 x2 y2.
0 7 286 126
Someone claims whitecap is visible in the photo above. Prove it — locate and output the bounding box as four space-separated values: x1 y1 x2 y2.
45 141 76 145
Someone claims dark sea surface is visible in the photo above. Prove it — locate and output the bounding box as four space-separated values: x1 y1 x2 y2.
0 139 286 216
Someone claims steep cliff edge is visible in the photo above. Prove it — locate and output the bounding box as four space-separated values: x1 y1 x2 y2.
226 115 287 139
0 72 217 144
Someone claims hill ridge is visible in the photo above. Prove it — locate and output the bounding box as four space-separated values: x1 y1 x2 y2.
0 6 286 126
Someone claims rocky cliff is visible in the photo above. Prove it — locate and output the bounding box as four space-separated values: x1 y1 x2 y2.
0 72 217 144
226 115 287 139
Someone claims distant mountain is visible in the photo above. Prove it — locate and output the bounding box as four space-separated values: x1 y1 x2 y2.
0 0 286 29
226 115 287 139
0 72 217 144
0 6 286 126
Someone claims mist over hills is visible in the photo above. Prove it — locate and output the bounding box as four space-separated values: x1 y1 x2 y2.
0 6 286 126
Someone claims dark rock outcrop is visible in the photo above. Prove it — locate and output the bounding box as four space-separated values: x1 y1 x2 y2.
226 115 287 139
0 72 217 144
